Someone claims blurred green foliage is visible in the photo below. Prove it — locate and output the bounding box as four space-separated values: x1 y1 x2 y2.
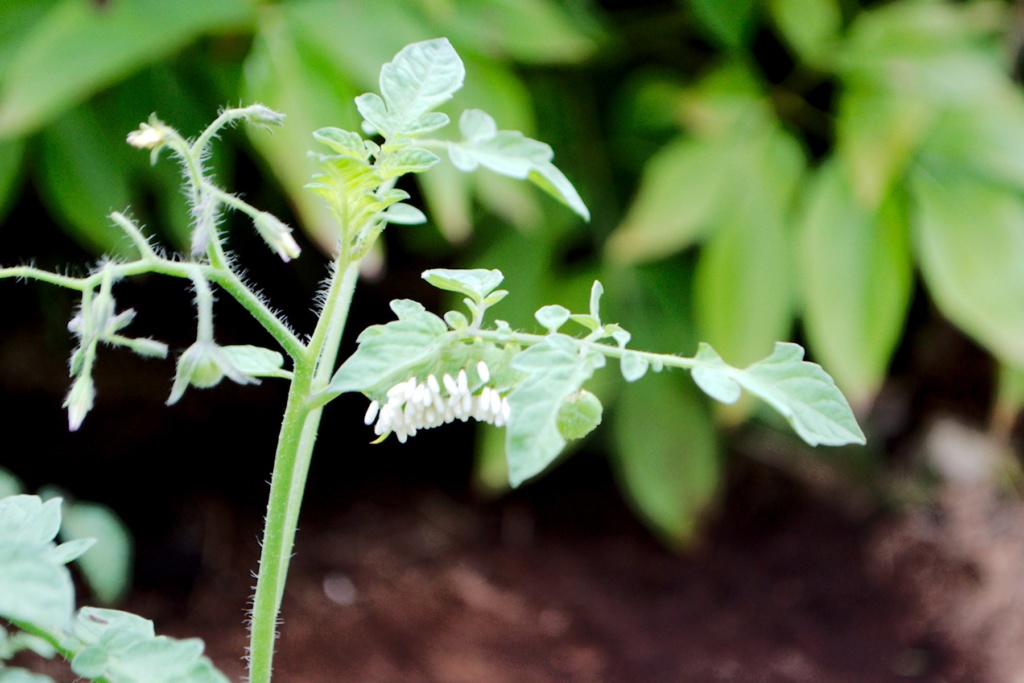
3 0 1022 546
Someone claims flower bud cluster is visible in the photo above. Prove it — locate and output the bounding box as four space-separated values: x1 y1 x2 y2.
364 361 510 443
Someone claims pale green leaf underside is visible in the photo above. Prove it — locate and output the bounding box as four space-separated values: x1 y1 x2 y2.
422 268 504 302
328 300 448 395
357 37 465 137
505 337 600 487
448 108 589 221
221 345 288 379
692 343 866 446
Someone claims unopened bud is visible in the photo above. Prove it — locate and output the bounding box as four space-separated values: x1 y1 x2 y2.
253 211 301 262
126 122 167 150
64 374 96 432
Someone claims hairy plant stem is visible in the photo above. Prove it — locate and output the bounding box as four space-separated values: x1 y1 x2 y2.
246 250 359 683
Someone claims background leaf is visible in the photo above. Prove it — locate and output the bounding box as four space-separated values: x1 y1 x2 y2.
0 0 253 137
694 128 802 367
768 0 841 66
612 373 719 547
797 161 913 406
59 501 132 605
605 136 734 263
685 0 759 49
910 166 1024 368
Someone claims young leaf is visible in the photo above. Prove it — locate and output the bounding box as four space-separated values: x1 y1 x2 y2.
446 109 589 221
329 300 448 396
692 343 867 447
527 162 590 222
377 147 441 179
359 38 465 138
422 268 504 303
448 109 552 176
535 305 570 332
48 538 95 566
220 346 289 380
505 336 603 486
619 352 649 382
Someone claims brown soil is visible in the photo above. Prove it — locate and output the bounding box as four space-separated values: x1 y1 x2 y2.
123 459 1010 683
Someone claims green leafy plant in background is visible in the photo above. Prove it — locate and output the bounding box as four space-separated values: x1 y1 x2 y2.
0 39 863 681
0 0 601 253
610 0 1024 409
591 0 1024 540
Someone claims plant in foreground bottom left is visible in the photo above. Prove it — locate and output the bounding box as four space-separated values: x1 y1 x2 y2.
0 494 228 682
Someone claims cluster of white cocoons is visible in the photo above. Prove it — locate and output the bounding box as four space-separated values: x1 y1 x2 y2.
364 361 511 443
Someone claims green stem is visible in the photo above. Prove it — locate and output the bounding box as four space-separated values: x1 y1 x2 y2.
246 250 361 683
245 360 321 683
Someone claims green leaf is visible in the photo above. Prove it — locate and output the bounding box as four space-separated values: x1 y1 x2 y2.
686 0 759 49
447 108 589 221
449 109 551 174
612 373 720 547
382 203 427 225
70 607 228 682
378 146 441 179
0 544 74 631
691 346 741 404
0 467 23 498
242 13 362 252
35 107 133 255
357 38 465 138
49 538 95 566
606 136 734 263
312 127 370 159
836 86 933 209
768 0 840 65
329 300 448 396
921 90 1024 192
535 305 570 332
0 137 24 223
0 496 61 545
0 0 253 137
438 0 600 64
692 343 866 447
0 668 56 683
910 167 1024 368
527 162 590 221
797 161 913 406
220 346 289 380
422 268 504 303
60 501 132 604
836 1 1005 104
74 607 154 646
619 352 649 382
694 129 801 366
505 336 602 486
588 280 604 322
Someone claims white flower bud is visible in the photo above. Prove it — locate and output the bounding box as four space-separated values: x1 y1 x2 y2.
64 374 95 432
253 211 301 262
